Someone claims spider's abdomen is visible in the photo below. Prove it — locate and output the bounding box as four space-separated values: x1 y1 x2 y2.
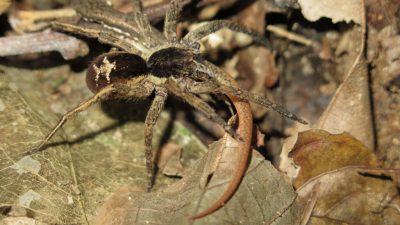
147 47 197 77
86 52 147 93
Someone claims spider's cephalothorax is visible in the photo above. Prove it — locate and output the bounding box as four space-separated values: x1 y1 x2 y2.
147 46 199 78
30 0 307 220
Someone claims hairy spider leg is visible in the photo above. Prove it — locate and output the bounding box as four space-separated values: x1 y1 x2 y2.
182 20 270 48
52 21 143 56
26 85 115 155
189 62 307 124
144 87 168 191
132 11 163 49
165 78 239 139
164 0 184 42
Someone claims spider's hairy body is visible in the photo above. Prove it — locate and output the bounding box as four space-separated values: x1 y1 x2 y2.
29 0 307 220
147 45 199 78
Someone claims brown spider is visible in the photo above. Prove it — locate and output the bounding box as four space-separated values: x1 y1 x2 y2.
28 0 306 219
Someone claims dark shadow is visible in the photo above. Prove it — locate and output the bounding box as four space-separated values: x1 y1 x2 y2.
36 121 123 151
211 0 256 19
367 63 378 151
0 14 10 36
358 171 393 181
255 129 287 161
32 98 153 153
266 10 341 33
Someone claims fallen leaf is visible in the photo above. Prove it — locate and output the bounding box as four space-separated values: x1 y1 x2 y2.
0 0 10 15
95 135 306 225
157 143 184 177
297 166 400 225
289 129 378 188
298 0 363 24
0 65 207 224
314 1 375 149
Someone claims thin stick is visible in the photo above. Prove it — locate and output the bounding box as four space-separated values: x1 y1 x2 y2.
266 25 314 46
0 30 89 59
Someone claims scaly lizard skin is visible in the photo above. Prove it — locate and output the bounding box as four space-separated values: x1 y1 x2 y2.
190 95 253 219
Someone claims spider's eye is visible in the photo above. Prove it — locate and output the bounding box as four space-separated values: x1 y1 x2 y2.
86 52 147 93
147 47 196 77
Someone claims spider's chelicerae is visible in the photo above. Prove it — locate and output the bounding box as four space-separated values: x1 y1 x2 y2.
29 0 306 218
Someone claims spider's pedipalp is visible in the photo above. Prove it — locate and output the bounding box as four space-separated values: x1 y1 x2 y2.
182 20 269 48
164 0 184 42
144 87 168 191
165 78 238 139
27 85 116 155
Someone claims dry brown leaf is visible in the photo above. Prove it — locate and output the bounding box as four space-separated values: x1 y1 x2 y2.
297 166 400 225
314 1 375 149
0 0 11 15
289 129 378 188
233 0 269 34
95 136 306 225
298 0 363 24
0 65 207 224
157 143 184 177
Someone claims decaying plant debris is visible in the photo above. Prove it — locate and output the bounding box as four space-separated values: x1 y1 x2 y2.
0 0 400 224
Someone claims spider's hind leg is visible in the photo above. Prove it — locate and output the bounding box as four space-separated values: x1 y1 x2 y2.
26 85 115 155
144 87 168 191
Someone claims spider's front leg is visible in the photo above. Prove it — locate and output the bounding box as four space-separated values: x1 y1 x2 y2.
189 62 307 124
144 87 168 191
181 20 269 47
26 85 116 155
164 0 184 42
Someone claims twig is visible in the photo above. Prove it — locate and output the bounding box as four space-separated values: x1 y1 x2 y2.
9 8 77 33
266 25 314 46
0 30 89 60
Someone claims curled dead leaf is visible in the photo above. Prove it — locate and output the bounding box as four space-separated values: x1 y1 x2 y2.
289 129 378 188
314 1 375 149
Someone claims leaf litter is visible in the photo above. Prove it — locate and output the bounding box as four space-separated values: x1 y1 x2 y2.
1 0 400 224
